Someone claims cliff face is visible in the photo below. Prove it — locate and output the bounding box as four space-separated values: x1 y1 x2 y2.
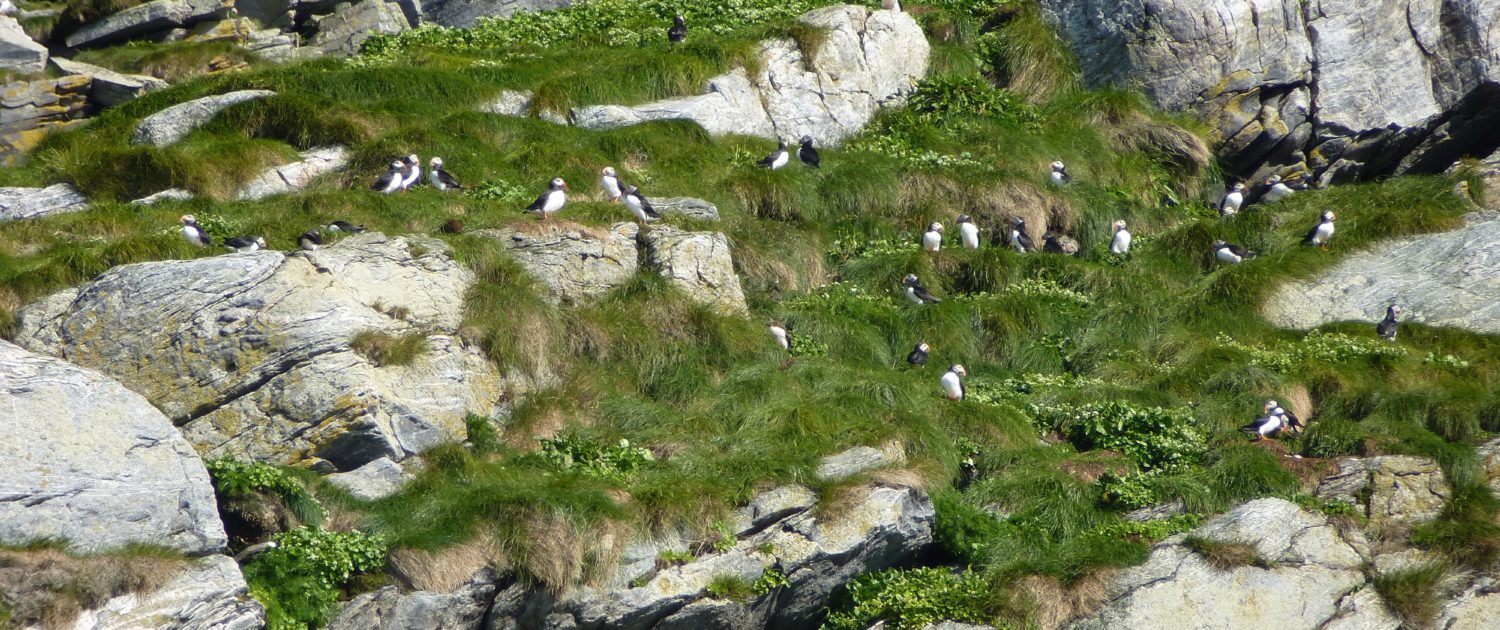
1039 0 1500 185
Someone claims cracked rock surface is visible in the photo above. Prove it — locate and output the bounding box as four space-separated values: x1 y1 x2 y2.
1040 0 1500 184
15 233 505 470
72 555 266 630
131 89 276 147
1315 455 1449 529
642 226 748 316
234 145 350 201
0 340 228 555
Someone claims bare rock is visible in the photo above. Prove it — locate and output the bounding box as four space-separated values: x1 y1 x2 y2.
479 89 534 117
65 0 231 49
132 188 194 205
130 89 275 147
329 568 499 630
326 456 410 501
1 15 46 74
473 223 640 305
642 226 748 315
1439 576 1500 630
422 0 568 28
816 445 900 482
1481 438 1500 496
72 555 265 630
1315 455 1449 529
233 145 349 200
650 197 720 222
309 0 415 57
51 57 168 107
0 183 88 220
1 74 92 162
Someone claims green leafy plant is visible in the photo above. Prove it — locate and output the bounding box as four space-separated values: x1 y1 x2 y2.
243 527 387 630
1034 401 1207 472
823 567 990 630
752 566 790 595
467 178 533 205
1216 331 1406 372
788 332 829 357
1097 471 1160 511
205 458 323 525
1089 514 1201 542
536 434 655 482
933 490 1004 565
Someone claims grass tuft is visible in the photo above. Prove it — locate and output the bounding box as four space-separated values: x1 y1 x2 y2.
350 330 430 367
1181 536 1271 571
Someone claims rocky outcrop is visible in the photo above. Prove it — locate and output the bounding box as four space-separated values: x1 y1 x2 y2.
132 188 195 205
70 555 265 629
51 57 169 107
504 5 928 147
1263 211 1500 334
1315 455 1449 529
1069 498 1365 629
475 223 640 305
15 233 506 471
65 0 231 49
0 340 228 555
131 89 275 147
2 75 92 162
1 15 46 73
422 0 569 28
326 456 411 501
642 226 748 315
1439 577 1500 630
329 568 500 630
0 183 88 220
816 445 902 482
233 145 349 200
651 197 720 222
308 0 416 56
1039 0 1500 184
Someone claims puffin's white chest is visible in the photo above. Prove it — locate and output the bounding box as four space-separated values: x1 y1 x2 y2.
1222 192 1243 214
905 287 924 304
1264 184 1294 203
959 224 979 249
1111 230 1132 255
1010 229 1025 252
402 166 421 188
940 372 963 399
1257 414 1282 435
922 231 942 252
771 152 789 170
1050 172 1066 186
769 326 788 350
1216 247 1242 264
182 225 203 246
543 190 566 213
601 176 621 199
1313 222 1335 244
625 196 650 221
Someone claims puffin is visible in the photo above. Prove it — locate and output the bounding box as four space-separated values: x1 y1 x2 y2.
668 15 687 43
372 160 405 194
957 214 979 250
1261 174 1300 203
1239 399 1283 441
1277 405 1305 435
621 185 660 223
179 214 212 247
1213 239 1255 264
400 154 421 191
428 157 463 191
599 166 623 203
325 220 366 234
224 235 267 253
1049 160 1071 186
1377 305 1403 342
1302 210 1336 248
907 342 930 368
768 321 790 352
1042 233 1078 255
527 177 568 221
903 274 941 304
798 135 820 168
298 230 323 251
940 364 967 401
1008 217 1036 253
922 222 944 252
1220 183 1246 216
1110 220 1132 255
757 140 790 170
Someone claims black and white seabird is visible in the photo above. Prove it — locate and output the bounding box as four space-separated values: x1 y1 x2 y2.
1302 210 1336 248
179 214 212 247
527 177 568 221
1008 217 1035 253
957 214 979 250
1110 220 1132 255
224 235 267 253
941 364 967 400
907 342 930 367
298 229 324 251
428 157 463 191
372 160 405 194
1049 160 1071 186
1239 399 1283 441
768 321 790 352
922 222 944 252
600 166 622 203
798 135 820 168
757 140 790 170
1277 405 1305 435
668 15 687 43
621 185 660 223
401 154 421 191
1213 239 1255 264
1377 305 1403 342
325 220 367 234
1220 182 1246 217
903 274 941 304
1261 174 1300 204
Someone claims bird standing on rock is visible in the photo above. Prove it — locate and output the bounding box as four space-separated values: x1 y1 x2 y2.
957 215 979 250
941 364 967 400
1302 210 1336 248
668 15 687 43
372 160 405 194
179 215 212 247
922 222 944 252
1220 183 1246 216
1049 160 1071 186
1110 220 1132 255
298 230 323 251
798 136 820 168
1213 239 1254 264
757 140 790 170
621 186 660 224
527 178 568 222
1377 305 1403 342
428 157 463 191
600 166 622 203
907 342 930 368
903 274 941 304
224 235 267 253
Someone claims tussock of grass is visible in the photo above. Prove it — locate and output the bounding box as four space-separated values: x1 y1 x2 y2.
350 330 430 367
1181 536 1271 570
0 545 187 630
1372 560 1450 628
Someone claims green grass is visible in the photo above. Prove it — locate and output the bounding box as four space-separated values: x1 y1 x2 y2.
1372 560 1450 628
349 330 431 367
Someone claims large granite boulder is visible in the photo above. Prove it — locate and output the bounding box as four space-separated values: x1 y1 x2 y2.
309 0 415 57
329 568 500 630
1315 456 1449 529
1068 498 1366 629
1263 211 1500 334
514 5 928 147
51 57 169 107
642 226 748 315
1 75 92 163
0 340 228 555
69 555 265 629
64 0 230 49
130 89 275 147
233 145 349 200
1440 577 1500 630
1 15 46 74
15 233 506 470
422 0 569 28
473 223 640 305
1039 0 1500 184
0 183 88 220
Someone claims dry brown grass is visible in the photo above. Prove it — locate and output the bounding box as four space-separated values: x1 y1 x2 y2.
388 533 504 592
0 549 187 630
1014 571 1114 630
519 511 586 592
1183 536 1270 571
975 180 1077 241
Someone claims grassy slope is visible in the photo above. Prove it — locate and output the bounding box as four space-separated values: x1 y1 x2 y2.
1 0 1497 626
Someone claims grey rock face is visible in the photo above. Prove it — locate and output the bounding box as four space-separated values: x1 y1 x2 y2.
0 340 228 555
642 226 748 315
816 445 901 482
16 233 506 470
326 456 410 501
72 555 265 630
65 0 230 48
1 75 92 163
1316 456 1449 529
1 15 47 74
1069 498 1365 630
131 89 275 147
650 197 720 222
309 0 415 56
511 6 927 147
330 569 500 630
234 145 350 200
474 223 640 305
132 188 195 205
478 89 535 117
0 183 88 220
1263 211 1500 334
1439 576 1500 630
1039 0 1500 184
422 0 568 28
51 57 169 107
